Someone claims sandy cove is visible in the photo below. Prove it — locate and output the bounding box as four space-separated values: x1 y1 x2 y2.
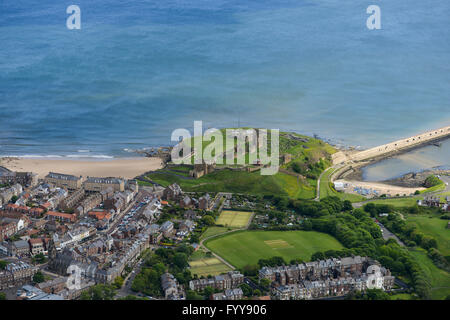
0 157 163 180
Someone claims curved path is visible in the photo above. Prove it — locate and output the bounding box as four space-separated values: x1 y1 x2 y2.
315 167 333 201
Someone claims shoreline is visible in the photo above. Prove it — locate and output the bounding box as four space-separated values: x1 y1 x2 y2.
0 156 164 180
342 136 450 182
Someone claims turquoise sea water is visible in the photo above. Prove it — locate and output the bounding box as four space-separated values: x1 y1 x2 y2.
0 0 449 159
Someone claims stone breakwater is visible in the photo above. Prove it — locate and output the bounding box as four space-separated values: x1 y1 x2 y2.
332 125 450 165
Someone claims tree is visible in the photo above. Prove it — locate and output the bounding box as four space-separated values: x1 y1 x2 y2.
239 283 253 297
173 253 188 269
302 219 313 231
33 271 45 283
113 276 124 289
80 284 116 300
259 278 271 289
424 175 441 188
32 253 47 265
241 264 259 276
342 200 353 211
0 260 8 270
186 290 203 300
202 215 215 226
203 286 214 299
253 289 262 297
311 251 325 261
0 292 6 300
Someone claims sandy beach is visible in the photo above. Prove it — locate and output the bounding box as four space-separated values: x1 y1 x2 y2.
0 157 163 180
339 179 425 197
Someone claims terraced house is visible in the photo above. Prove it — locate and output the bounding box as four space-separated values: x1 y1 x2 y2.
259 256 394 300
84 177 125 192
45 172 83 190
189 271 244 291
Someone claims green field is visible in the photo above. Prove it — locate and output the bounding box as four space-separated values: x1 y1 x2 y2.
390 293 415 300
141 130 338 199
145 169 316 199
216 210 253 228
188 249 232 277
189 257 232 277
205 230 344 269
364 197 423 207
319 168 366 203
409 248 450 300
407 215 450 255
200 226 230 240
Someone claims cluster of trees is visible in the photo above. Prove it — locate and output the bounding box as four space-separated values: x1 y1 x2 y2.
239 283 262 297
424 175 442 188
311 209 382 253
289 196 352 218
346 288 391 300
291 158 329 180
0 260 8 270
257 256 286 268
32 271 45 283
363 203 394 217
427 248 450 272
79 284 116 300
378 213 438 250
307 205 431 299
31 253 47 265
131 245 194 297
310 249 356 261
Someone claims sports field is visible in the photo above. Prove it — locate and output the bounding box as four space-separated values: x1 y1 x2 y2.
205 230 343 269
216 210 253 228
189 257 232 277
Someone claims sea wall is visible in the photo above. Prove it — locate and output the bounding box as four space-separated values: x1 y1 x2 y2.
333 125 450 165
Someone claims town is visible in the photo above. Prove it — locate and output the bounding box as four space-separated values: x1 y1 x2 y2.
0 163 400 301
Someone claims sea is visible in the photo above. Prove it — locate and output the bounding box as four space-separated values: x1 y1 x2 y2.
0 1 449 178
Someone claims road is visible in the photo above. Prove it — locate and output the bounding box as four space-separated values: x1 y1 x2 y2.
314 167 333 201
115 247 156 299
373 218 405 246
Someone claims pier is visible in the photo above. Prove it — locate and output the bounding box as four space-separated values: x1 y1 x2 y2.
332 125 450 165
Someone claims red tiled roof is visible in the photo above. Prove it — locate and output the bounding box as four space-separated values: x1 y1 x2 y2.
40 202 51 209
88 210 111 221
46 211 76 222
29 238 43 245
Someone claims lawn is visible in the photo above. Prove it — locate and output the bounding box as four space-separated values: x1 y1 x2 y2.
200 226 230 240
364 197 423 207
407 215 450 255
319 168 366 203
409 248 450 300
205 230 344 269
188 249 232 277
390 293 414 300
216 210 253 228
145 169 316 199
189 257 232 277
